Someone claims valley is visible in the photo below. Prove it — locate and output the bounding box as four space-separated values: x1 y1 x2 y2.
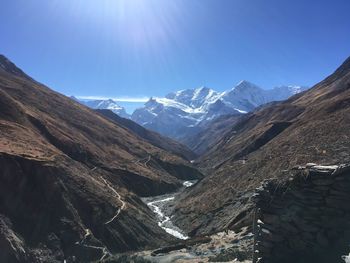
2 1 350 262
0 55 202 262
1 54 350 263
0 53 350 263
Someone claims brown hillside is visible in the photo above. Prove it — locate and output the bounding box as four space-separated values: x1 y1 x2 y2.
180 114 243 155
0 55 202 262
95 109 197 161
173 56 350 236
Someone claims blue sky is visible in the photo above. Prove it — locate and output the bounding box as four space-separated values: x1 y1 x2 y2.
1 0 350 105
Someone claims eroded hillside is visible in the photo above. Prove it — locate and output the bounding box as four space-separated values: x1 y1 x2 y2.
0 55 203 262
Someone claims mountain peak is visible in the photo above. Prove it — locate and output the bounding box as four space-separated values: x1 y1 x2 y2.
0 54 30 79
195 86 210 92
234 80 261 90
339 56 350 70
73 97 130 118
331 56 350 79
147 96 157 103
237 80 252 86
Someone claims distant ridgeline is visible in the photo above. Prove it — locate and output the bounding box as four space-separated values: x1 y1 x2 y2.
252 164 350 263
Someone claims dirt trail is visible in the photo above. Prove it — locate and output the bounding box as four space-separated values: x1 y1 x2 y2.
100 177 126 225
89 166 126 224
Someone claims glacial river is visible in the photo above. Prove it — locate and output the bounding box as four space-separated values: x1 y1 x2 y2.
142 180 197 240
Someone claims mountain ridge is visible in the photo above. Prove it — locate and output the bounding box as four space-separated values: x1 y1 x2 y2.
0 54 203 262
173 55 350 237
72 81 307 144
95 109 197 161
130 81 308 142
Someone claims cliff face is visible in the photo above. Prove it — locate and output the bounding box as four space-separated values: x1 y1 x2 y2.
253 164 350 263
173 56 350 237
0 55 202 262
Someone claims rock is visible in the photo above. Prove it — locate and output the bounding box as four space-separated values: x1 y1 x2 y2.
312 178 334 186
325 197 350 210
296 221 320 233
262 214 280 225
289 238 307 250
301 231 315 241
332 182 350 191
0 216 28 263
264 233 284 242
253 162 350 262
259 240 275 248
311 165 338 171
306 163 318 168
316 232 329 247
280 222 299 234
329 189 350 198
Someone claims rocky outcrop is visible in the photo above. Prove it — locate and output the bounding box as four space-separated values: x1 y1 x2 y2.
253 164 350 263
0 215 28 263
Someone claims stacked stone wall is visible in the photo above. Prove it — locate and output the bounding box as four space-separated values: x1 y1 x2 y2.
253 164 350 263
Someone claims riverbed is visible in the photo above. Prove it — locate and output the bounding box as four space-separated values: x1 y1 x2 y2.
142 180 197 240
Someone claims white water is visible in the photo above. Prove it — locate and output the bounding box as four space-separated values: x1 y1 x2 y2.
145 180 197 240
183 181 195 187
147 196 188 240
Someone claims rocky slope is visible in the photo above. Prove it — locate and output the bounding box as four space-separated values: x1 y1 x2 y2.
0 55 202 262
173 56 350 237
131 83 307 141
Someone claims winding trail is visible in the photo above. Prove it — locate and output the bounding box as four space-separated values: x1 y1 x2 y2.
73 167 127 261
76 229 111 261
100 177 126 225
89 167 126 224
133 155 152 167
144 155 151 166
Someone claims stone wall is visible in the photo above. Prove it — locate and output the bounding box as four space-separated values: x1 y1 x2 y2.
252 164 350 263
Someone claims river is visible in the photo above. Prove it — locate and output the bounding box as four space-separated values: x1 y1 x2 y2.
142 180 197 240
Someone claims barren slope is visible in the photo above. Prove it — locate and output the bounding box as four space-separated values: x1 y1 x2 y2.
174 56 350 236
179 114 243 155
0 55 202 262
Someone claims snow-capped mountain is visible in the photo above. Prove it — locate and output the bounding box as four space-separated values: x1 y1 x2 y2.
220 81 308 112
131 81 308 140
72 97 130 118
165 87 221 108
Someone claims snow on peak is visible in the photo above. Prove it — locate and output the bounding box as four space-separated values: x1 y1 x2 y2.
74 98 130 118
236 80 253 86
287 85 305 94
130 81 309 140
165 86 220 110
76 81 308 140
233 80 262 91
